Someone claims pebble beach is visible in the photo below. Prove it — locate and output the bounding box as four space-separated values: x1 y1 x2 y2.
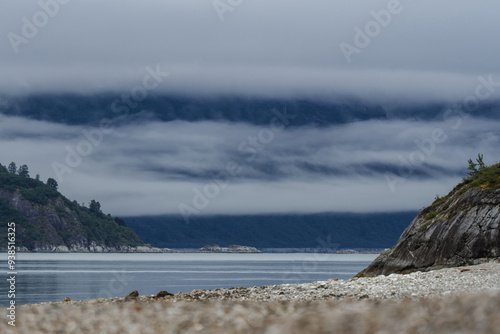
3 262 500 333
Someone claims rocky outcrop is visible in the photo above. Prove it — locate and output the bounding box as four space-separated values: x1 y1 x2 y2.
0 186 153 252
357 188 500 276
200 244 261 253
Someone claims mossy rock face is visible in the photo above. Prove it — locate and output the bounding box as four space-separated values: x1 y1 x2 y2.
357 167 500 277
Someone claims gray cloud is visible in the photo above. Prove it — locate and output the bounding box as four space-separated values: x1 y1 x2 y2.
0 1 499 101
0 113 498 216
1 1 500 217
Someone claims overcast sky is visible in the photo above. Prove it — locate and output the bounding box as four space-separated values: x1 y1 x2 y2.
1 1 500 216
1 0 500 101
0 113 498 216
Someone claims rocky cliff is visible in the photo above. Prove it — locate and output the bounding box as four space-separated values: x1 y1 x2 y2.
357 162 500 276
0 170 160 252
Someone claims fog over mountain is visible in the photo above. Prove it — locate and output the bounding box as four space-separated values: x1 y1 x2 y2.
0 109 498 216
1 0 499 216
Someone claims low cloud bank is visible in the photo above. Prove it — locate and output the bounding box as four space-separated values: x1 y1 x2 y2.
0 114 498 216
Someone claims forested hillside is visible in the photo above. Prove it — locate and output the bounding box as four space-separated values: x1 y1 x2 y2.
0 162 144 251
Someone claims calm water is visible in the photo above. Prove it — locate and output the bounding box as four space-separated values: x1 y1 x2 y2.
0 253 377 305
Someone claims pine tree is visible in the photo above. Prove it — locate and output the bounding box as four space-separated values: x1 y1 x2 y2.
476 153 486 172
466 158 478 177
89 200 102 214
8 162 17 174
46 178 58 190
17 164 29 178
466 154 487 178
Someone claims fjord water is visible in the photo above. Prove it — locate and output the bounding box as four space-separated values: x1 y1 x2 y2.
0 253 377 305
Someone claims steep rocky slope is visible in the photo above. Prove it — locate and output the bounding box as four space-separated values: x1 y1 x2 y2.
357 162 500 276
0 168 149 252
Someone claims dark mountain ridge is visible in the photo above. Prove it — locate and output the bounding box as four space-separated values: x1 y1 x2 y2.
3 93 498 127
0 93 386 126
124 212 418 249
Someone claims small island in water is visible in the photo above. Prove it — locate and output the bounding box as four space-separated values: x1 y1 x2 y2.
199 244 261 253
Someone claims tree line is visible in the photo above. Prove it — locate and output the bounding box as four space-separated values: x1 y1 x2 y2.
1 162 104 212
1 162 59 190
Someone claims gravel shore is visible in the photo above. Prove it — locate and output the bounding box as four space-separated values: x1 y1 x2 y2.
3 262 500 333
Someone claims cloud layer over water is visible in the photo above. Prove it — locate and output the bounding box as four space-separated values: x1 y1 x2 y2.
1 114 498 216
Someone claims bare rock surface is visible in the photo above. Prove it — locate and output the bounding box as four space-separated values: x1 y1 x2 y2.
358 188 500 276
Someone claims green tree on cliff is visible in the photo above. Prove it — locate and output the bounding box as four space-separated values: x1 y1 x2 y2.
8 162 17 174
89 200 102 214
46 178 58 190
17 164 30 178
466 154 487 178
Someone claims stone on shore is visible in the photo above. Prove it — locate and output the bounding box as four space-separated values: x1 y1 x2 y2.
124 290 139 301
155 291 174 299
